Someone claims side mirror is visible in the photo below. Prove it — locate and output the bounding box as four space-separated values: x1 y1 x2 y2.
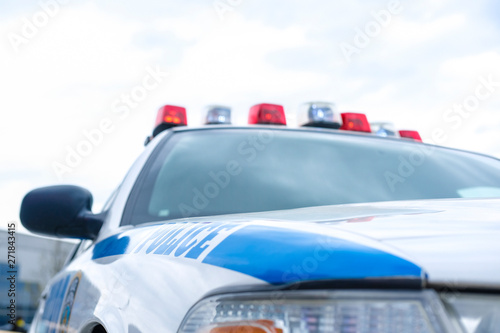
20 185 104 239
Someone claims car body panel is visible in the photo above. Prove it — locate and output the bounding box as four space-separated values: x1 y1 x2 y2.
25 127 500 333
38 217 426 332
36 198 500 332
154 197 500 287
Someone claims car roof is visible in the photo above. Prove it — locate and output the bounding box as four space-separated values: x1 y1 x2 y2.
158 125 499 161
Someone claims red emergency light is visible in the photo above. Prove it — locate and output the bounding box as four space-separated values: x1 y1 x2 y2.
248 103 286 125
340 113 371 133
152 105 187 137
399 130 422 142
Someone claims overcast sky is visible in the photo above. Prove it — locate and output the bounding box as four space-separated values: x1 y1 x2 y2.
1 0 499 233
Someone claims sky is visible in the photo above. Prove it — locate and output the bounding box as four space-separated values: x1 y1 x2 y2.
1 0 499 233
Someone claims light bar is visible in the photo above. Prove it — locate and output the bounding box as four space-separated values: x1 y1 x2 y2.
399 130 422 142
371 122 400 138
340 112 371 133
205 105 231 125
249 103 286 125
299 102 342 129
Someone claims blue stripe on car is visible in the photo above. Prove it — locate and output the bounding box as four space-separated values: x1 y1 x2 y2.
92 223 423 284
202 225 423 284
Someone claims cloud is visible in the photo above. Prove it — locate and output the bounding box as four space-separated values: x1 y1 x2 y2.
384 14 466 46
439 51 500 80
0 2 164 216
1 0 500 233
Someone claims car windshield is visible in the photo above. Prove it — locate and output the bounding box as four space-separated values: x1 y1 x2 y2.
125 128 500 224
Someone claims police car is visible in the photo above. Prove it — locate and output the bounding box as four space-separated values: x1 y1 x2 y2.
20 102 500 333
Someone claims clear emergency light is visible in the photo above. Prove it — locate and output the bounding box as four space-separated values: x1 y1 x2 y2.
371 122 400 138
299 102 342 129
205 105 232 125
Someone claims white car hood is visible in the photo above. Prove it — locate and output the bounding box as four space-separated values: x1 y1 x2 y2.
56 198 499 332
165 197 500 289
315 198 500 289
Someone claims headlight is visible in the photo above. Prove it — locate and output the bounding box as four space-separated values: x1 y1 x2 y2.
441 293 500 333
179 290 454 333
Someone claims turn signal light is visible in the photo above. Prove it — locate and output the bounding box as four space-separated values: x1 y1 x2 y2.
210 320 283 333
